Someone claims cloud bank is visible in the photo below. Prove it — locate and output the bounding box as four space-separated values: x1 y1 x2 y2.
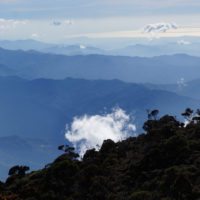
65 108 136 157
0 18 27 31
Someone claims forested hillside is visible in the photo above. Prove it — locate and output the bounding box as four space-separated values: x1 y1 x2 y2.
1 111 200 199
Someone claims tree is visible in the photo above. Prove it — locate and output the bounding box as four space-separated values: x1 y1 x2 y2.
181 108 193 121
196 109 200 116
192 109 200 123
8 166 19 176
8 165 30 176
146 109 159 120
151 109 159 120
58 145 79 160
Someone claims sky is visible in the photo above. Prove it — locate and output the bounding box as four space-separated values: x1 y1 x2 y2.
0 0 200 42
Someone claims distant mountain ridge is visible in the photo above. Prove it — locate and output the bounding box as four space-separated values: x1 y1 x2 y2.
1 39 200 57
145 78 200 100
0 40 104 56
111 42 200 57
0 76 198 139
42 44 105 55
0 39 52 51
0 48 200 83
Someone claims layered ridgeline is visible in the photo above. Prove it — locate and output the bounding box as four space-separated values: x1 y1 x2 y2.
0 48 200 83
1 76 198 139
1 39 200 57
1 111 200 199
0 76 199 180
145 79 200 100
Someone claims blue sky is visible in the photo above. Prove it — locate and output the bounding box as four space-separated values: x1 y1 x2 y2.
1 0 200 19
0 0 200 42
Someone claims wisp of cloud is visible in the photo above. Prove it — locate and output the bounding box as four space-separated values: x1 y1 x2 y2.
65 108 136 157
143 22 178 36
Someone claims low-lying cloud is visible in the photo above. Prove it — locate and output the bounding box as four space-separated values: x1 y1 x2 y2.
0 18 27 31
177 40 191 45
177 77 187 89
65 108 136 157
52 19 73 27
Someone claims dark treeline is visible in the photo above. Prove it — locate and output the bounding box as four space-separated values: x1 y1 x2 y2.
1 109 200 200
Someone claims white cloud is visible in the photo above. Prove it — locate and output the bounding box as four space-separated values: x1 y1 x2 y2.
31 33 39 38
1 16 200 43
52 21 62 26
177 40 191 45
143 22 178 34
80 44 86 49
51 19 73 27
0 18 27 32
64 19 73 25
177 78 187 89
65 108 136 157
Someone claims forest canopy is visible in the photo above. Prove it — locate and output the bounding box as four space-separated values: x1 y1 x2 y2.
1 109 200 200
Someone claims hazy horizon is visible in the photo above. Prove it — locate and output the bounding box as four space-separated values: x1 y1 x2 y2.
0 0 200 43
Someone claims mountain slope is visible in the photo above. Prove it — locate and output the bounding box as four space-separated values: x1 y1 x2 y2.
2 115 200 199
144 78 200 100
0 64 15 76
42 44 105 55
0 76 198 140
111 42 200 57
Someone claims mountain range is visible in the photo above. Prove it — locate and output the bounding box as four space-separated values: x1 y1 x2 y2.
0 76 199 179
0 48 200 83
1 76 197 139
145 79 200 100
1 39 200 57
0 44 200 180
